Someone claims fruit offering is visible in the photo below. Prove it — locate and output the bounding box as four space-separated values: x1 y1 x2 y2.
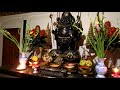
42 53 53 62
29 55 39 68
32 55 39 62
78 59 94 76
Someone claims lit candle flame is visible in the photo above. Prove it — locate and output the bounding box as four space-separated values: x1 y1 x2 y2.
113 68 119 73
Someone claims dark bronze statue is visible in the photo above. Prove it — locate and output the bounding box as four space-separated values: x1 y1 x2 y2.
50 12 83 64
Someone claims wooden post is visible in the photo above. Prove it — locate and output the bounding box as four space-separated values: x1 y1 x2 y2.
23 20 27 42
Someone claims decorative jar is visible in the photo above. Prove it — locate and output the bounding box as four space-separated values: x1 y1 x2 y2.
95 58 107 78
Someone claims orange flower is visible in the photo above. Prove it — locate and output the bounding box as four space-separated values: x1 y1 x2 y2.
30 29 36 35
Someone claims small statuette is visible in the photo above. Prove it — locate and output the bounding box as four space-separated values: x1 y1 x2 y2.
108 58 113 68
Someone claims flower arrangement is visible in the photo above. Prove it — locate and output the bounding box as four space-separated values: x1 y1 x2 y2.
0 23 50 60
73 12 120 58
28 25 47 53
27 24 52 66
104 21 120 51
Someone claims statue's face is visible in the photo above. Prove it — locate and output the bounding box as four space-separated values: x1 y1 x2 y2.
60 12 75 27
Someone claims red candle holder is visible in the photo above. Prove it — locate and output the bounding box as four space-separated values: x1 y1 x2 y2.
112 68 120 78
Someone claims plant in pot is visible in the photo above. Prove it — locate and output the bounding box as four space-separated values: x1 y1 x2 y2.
73 12 120 78
0 26 31 70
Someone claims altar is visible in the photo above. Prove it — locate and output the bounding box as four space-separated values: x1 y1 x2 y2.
1 12 120 78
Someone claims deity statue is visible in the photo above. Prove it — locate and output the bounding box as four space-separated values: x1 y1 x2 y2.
53 12 82 51
50 12 83 64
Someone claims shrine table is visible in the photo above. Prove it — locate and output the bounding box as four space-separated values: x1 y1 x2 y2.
0 65 114 78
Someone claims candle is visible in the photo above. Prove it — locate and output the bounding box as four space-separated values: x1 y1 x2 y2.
112 67 120 78
114 68 119 73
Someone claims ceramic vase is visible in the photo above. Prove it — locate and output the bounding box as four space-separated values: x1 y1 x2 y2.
16 52 28 70
95 58 107 78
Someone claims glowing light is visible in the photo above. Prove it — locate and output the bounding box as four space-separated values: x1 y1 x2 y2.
112 68 120 78
113 68 119 73
16 59 27 70
16 64 26 70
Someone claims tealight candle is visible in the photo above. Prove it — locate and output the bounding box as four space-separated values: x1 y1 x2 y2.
114 68 119 73
112 67 120 78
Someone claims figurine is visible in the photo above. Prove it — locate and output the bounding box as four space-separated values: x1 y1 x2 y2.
52 12 82 52
51 12 83 64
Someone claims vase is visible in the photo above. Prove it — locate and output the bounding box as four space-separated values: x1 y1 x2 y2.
16 52 28 70
95 58 108 78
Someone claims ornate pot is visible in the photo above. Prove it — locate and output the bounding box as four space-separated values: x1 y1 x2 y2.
95 58 108 78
